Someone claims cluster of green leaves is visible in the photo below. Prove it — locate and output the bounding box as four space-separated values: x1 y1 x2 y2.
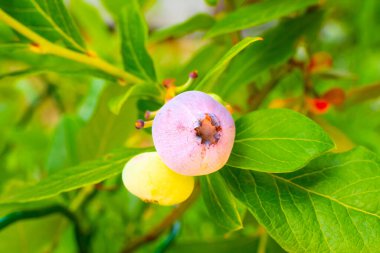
0 0 379 253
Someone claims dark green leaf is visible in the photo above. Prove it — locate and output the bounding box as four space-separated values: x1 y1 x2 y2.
120 0 157 82
0 148 152 204
229 109 334 172
195 37 263 91
200 172 243 232
222 147 380 252
218 10 324 97
206 0 318 38
0 0 86 52
150 14 215 42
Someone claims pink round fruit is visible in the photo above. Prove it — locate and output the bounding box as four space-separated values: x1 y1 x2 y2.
152 91 235 176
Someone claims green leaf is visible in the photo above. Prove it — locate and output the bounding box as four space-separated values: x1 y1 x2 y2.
218 9 324 97
175 43 227 85
206 0 318 38
77 85 142 161
205 0 219 6
0 68 43 80
100 0 154 19
0 0 86 52
45 116 82 172
229 109 335 172
69 0 114 55
0 43 29 53
77 79 107 122
167 235 285 253
150 14 215 42
108 83 162 115
0 148 152 204
195 37 263 91
0 43 115 80
120 0 157 82
222 147 380 252
200 172 243 232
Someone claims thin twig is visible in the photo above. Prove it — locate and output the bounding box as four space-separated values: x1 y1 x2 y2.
257 230 268 253
122 182 201 253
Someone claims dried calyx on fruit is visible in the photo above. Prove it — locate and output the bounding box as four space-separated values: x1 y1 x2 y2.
152 91 235 176
122 152 194 206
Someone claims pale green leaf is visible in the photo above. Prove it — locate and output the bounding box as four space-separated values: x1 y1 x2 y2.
150 13 215 42
46 116 82 172
200 172 243 232
120 0 157 82
222 147 380 252
77 85 139 160
77 79 107 122
206 0 318 38
204 0 219 6
229 109 335 172
0 0 86 52
195 37 263 91
0 148 152 204
108 83 162 115
176 43 227 85
69 0 114 55
0 68 43 80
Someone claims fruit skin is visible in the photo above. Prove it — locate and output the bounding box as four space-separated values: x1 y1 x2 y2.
122 152 194 206
152 91 235 176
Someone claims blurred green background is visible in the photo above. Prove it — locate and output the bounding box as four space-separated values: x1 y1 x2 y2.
0 0 379 252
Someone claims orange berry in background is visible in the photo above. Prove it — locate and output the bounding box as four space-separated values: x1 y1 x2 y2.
322 88 345 106
308 52 333 74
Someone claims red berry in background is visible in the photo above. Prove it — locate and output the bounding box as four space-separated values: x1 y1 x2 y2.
152 91 235 176
322 88 345 106
307 98 331 114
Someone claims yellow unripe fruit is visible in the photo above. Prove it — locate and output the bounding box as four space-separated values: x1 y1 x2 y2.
122 152 195 206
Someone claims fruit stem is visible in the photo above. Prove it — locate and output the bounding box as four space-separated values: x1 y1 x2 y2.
144 110 157 120
121 181 200 253
258 230 268 253
175 70 198 93
135 119 153 129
